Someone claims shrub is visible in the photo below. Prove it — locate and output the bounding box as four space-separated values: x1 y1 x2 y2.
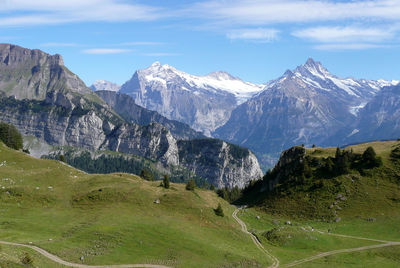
59 154 66 162
0 122 23 150
214 203 224 217
186 179 195 191
21 252 33 265
140 168 154 181
362 146 382 168
162 175 170 189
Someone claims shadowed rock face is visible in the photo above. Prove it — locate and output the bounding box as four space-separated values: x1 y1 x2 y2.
177 139 263 188
119 62 263 136
214 58 398 166
0 44 262 188
96 90 204 140
0 43 91 101
348 84 400 143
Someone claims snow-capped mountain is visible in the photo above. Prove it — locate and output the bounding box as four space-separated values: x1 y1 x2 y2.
347 83 400 143
120 62 263 135
90 80 121 92
215 58 398 167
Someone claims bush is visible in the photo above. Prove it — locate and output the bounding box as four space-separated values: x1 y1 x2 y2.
140 168 154 181
162 175 170 189
59 155 65 162
21 252 33 265
0 122 23 150
214 203 224 217
362 146 382 168
186 179 195 191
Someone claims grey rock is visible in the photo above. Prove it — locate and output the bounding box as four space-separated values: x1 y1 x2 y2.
119 62 263 136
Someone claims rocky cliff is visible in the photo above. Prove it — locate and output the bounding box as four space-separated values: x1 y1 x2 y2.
119 62 263 135
178 139 263 188
96 90 204 140
0 44 262 188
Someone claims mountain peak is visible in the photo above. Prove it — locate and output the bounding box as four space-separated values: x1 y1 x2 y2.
295 58 330 79
207 71 237 80
151 61 161 67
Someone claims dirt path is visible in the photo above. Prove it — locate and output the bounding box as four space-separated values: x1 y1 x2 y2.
232 208 280 268
282 242 400 267
0 241 171 268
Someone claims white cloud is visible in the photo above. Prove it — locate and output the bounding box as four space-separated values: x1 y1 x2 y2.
82 48 132 54
293 26 396 43
191 0 400 25
227 28 278 42
0 0 164 27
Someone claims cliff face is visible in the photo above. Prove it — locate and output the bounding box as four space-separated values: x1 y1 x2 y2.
0 43 91 101
96 90 204 140
178 139 263 188
0 44 262 188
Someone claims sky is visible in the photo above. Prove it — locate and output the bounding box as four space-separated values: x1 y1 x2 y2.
0 0 400 86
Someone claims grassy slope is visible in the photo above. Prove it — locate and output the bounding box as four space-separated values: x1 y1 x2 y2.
240 141 400 267
0 143 271 268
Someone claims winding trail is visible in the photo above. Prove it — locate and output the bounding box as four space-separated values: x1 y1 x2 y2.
232 208 280 268
0 241 171 268
232 208 400 268
282 242 400 267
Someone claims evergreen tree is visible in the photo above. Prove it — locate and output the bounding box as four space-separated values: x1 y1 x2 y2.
140 168 154 181
0 122 23 150
362 146 382 168
186 179 195 191
214 203 224 217
162 175 170 189
59 155 65 162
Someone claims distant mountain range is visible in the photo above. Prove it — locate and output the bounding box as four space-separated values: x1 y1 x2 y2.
0 44 263 188
92 58 399 168
117 62 264 136
90 80 120 92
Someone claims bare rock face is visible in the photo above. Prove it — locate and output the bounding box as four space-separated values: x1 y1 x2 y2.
0 43 91 101
214 58 398 167
96 90 204 140
119 62 263 136
177 139 263 188
0 44 263 189
104 123 179 166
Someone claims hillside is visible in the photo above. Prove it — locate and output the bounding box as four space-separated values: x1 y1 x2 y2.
0 142 270 267
240 140 400 221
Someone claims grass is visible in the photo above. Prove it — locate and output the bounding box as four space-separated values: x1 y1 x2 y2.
238 140 400 267
0 142 271 267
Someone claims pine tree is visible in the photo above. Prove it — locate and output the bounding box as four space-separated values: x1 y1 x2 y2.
0 122 23 150
362 147 382 168
214 203 224 217
186 179 195 191
163 175 170 189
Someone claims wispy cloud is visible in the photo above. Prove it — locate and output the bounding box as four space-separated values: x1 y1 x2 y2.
0 0 165 27
292 25 399 50
82 48 132 54
191 0 400 25
292 26 396 44
227 28 279 42
141 52 180 57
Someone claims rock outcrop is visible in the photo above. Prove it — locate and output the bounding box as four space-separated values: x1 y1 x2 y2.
178 139 263 188
0 44 262 188
96 90 204 140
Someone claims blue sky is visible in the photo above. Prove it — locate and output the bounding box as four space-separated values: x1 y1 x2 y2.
0 0 399 85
